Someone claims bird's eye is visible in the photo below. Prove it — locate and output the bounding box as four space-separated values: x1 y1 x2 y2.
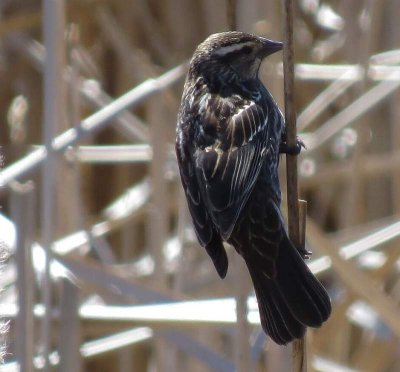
241 46 252 54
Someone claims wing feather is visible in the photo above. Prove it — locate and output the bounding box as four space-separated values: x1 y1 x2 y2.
194 94 272 239
176 137 228 278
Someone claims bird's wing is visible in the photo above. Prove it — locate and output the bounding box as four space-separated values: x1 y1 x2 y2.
176 130 228 278
176 139 214 247
194 94 273 240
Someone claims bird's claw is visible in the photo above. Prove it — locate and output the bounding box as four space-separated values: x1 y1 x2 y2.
279 137 306 156
297 246 312 260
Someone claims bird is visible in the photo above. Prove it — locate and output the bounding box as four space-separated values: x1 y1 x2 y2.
175 31 331 345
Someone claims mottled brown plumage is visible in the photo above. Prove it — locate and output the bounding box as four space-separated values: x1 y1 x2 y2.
176 31 331 344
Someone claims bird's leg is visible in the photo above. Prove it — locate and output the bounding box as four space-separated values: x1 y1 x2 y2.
279 134 306 156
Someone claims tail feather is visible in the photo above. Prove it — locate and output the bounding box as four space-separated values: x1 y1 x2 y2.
247 235 331 344
204 233 228 279
276 238 331 325
251 270 306 345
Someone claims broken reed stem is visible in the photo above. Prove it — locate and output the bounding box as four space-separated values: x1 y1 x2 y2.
296 200 308 370
298 200 307 249
282 1 307 371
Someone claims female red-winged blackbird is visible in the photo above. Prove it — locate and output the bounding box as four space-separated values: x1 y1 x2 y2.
175 31 331 345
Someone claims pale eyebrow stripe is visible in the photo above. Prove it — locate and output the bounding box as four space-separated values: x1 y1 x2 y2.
213 42 254 56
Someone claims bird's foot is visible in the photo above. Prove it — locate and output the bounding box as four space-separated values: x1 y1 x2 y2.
279 137 306 156
297 246 312 260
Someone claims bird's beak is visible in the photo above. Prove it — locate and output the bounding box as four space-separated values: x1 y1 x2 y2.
259 38 283 57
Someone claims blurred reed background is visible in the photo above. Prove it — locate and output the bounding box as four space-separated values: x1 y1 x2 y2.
1 0 400 371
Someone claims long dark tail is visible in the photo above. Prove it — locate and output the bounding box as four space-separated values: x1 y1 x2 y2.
247 235 331 345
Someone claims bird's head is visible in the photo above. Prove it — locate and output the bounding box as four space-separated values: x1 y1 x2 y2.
189 31 283 84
